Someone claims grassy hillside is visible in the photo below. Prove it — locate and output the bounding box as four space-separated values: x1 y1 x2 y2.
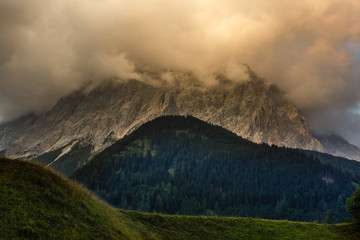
0 158 148 240
0 158 359 239
72 116 359 222
122 210 360 240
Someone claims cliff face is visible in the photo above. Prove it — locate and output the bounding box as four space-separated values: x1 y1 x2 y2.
5 80 167 157
2 70 323 171
172 79 322 151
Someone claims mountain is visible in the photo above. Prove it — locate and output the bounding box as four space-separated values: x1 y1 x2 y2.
2 158 358 240
316 135 360 162
0 113 37 151
1 68 322 174
72 116 359 222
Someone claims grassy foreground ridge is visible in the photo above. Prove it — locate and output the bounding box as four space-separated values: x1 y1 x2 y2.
1 158 359 240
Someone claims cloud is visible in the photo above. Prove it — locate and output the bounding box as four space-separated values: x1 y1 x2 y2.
1 0 360 145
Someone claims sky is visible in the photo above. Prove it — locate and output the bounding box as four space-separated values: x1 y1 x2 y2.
1 0 360 145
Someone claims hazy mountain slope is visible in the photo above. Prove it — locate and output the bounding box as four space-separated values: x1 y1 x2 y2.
316 135 360 161
1 158 359 240
2 70 322 174
0 113 37 151
73 116 358 222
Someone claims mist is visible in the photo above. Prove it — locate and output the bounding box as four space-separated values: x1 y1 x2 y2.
1 0 360 145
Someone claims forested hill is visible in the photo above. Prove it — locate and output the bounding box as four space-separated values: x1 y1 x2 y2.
304 150 360 177
73 116 360 223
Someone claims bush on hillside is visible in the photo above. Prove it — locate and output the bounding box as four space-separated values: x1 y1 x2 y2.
347 188 360 223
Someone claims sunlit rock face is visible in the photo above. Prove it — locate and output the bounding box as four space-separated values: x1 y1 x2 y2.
172 77 322 152
2 68 322 171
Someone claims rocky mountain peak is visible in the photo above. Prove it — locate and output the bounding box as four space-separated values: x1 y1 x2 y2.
1 68 324 172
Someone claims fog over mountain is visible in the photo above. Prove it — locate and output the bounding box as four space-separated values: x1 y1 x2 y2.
1 0 360 145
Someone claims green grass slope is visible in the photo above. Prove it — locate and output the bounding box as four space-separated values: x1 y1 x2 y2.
0 158 151 240
1 158 359 240
122 210 359 240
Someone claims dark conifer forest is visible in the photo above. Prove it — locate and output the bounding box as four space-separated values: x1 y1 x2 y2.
72 116 360 223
